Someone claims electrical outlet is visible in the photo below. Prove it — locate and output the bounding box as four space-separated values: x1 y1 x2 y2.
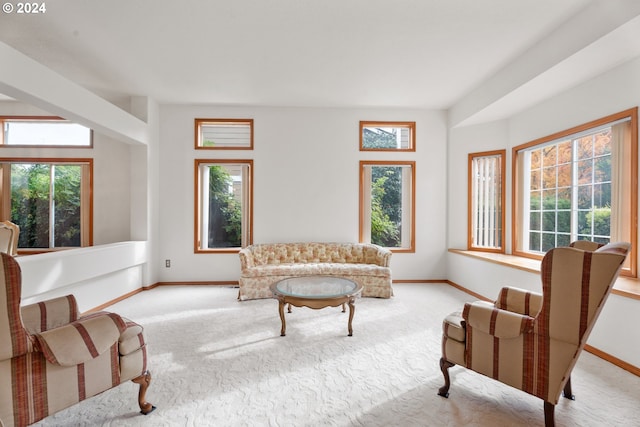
165 259 171 268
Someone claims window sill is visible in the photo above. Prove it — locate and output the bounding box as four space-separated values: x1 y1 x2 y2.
448 248 640 301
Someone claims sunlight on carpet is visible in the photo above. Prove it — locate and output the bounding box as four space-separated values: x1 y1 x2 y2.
32 284 640 427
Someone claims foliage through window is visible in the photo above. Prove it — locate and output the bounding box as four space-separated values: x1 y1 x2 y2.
360 121 415 151
0 159 92 250
360 161 415 252
468 150 505 252
195 159 253 252
1 117 92 147
513 108 637 275
195 119 253 150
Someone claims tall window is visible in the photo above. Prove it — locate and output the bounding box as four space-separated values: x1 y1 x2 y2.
0 159 93 250
468 150 505 252
1 116 92 147
513 108 637 275
360 161 415 252
195 159 253 252
360 121 415 151
195 119 253 150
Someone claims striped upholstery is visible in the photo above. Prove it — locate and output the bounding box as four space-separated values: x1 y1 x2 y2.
0 253 151 427
440 241 630 426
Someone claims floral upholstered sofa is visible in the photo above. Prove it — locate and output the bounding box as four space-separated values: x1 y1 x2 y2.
238 242 392 300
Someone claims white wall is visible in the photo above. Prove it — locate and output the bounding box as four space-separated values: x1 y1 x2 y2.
158 105 448 283
17 241 147 312
447 120 510 251
447 56 640 368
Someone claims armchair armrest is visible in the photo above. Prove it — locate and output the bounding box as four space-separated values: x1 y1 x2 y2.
495 287 542 317
33 312 126 366
463 301 535 339
21 295 80 334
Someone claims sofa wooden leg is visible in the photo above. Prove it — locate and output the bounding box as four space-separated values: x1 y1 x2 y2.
132 370 156 415
438 357 455 398
544 401 555 427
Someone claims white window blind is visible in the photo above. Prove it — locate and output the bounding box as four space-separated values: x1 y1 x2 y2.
471 154 502 249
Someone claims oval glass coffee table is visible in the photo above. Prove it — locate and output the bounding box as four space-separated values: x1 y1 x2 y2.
270 276 363 336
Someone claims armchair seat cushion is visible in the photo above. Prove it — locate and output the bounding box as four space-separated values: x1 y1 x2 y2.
463 301 535 339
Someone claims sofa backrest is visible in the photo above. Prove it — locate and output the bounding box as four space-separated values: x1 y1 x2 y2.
246 243 388 266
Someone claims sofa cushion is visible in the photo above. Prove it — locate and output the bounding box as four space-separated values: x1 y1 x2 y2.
242 263 390 278
246 243 388 266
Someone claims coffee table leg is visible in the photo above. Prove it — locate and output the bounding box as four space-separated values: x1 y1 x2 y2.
278 299 286 336
347 299 356 336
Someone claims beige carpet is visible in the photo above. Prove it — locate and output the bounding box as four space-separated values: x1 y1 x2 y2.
33 283 640 427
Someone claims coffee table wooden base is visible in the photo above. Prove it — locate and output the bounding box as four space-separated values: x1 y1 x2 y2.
275 294 358 336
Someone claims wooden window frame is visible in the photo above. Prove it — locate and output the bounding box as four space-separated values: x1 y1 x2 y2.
195 118 254 150
359 160 416 253
359 121 416 152
0 157 93 252
512 108 637 277
194 159 254 253
0 116 93 148
468 150 506 253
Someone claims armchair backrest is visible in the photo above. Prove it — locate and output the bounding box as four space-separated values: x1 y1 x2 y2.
0 221 19 256
538 242 630 345
0 253 30 361
568 240 604 251
530 242 629 401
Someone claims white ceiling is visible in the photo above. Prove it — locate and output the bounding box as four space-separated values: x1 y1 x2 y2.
1 0 639 121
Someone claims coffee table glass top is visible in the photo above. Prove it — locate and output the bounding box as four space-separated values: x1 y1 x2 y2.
274 276 359 298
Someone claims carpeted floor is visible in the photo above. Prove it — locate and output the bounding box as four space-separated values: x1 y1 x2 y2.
34 283 640 427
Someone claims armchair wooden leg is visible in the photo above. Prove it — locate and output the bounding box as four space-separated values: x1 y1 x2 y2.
438 357 455 398
562 376 575 400
544 401 555 427
132 370 156 415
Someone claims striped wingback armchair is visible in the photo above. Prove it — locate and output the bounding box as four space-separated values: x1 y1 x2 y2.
438 241 630 427
0 253 155 427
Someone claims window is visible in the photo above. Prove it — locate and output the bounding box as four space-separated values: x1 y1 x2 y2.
360 161 415 252
468 150 505 252
513 108 637 276
360 121 415 151
195 119 253 150
1 116 92 147
0 158 93 251
195 159 253 252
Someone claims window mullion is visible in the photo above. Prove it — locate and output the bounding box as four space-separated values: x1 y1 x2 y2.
200 165 210 250
49 165 55 248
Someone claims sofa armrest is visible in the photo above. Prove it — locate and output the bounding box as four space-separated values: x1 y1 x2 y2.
495 287 542 317
238 247 254 271
21 295 80 334
33 312 126 366
463 301 535 339
375 245 392 267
